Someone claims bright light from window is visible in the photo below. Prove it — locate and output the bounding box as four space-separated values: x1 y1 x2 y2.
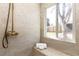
45 3 75 43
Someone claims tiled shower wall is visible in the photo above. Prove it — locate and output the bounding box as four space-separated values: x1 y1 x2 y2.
0 3 40 56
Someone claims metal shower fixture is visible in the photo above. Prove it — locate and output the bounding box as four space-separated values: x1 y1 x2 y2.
2 3 18 48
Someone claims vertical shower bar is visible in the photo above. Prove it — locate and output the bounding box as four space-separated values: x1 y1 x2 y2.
12 3 14 32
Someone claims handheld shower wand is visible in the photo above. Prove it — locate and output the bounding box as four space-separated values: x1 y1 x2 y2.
2 3 11 48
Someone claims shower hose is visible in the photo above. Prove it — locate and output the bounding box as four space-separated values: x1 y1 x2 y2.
2 3 11 48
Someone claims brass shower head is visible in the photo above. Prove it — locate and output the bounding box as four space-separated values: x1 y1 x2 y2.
7 31 18 37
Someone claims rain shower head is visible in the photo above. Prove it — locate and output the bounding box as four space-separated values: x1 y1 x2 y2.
7 31 18 37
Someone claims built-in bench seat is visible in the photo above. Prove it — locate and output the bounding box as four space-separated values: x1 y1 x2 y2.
31 47 69 56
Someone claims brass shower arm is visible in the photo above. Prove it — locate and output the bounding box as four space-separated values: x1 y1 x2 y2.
12 3 14 32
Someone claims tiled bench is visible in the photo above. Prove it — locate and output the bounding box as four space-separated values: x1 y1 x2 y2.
31 47 69 56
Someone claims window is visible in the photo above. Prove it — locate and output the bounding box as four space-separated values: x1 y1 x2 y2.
45 3 75 43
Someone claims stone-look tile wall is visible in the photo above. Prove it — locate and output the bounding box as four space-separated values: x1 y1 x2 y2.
0 3 40 56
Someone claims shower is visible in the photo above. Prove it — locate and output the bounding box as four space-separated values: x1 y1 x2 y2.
2 3 18 48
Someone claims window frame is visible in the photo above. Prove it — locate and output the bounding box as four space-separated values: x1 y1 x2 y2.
43 3 76 43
